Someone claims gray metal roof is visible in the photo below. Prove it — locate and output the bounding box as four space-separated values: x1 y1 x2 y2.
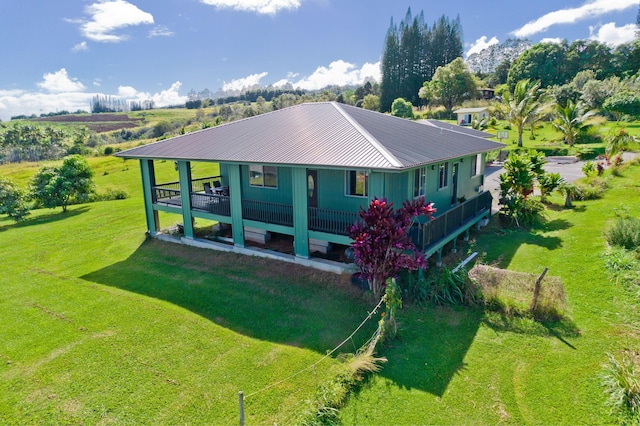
419 119 495 139
117 102 504 171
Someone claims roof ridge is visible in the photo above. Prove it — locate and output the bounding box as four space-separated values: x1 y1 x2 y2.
332 103 402 168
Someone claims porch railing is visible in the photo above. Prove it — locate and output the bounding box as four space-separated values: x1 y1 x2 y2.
308 207 360 236
153 187 181 204
153 175 222 194
411 191 492 251
242 199 293 227
191 192 231 216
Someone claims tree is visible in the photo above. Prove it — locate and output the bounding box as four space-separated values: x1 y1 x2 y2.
421 57 478 118
494 79 549 147
380 9 463 111
507 42 571 89
0 178 30 221
30 155 94 212
606 128 638 157
552 100 599 146
603 91 640 120
391 98 414 118
362 94 381 111
348 197 436 300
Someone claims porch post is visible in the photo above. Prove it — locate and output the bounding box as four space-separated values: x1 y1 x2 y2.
139 159 159 234
292 167 309 258
227 164 245 247
177 161 195 239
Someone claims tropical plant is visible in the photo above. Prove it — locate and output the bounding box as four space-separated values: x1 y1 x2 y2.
348 197 436 300
606 128 637 157
30 155 94 212
494 79 549 147
538 172 564 203
552 100 599 146
557 182 582 208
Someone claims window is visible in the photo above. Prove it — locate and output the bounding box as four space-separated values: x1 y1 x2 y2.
413 167 427 198
346 170 368 197
438 163 448 189
249 165 278 188
471 153 481 177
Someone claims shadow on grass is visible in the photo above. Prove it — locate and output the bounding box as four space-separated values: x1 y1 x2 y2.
0 206 90 232
373 305 482 397
81 238 378 355
482 311 580 349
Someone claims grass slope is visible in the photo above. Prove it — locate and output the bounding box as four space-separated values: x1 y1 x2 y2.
340 163 640 424
0 157 376 423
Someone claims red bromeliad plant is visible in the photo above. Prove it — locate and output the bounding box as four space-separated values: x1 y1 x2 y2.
348 196 436 300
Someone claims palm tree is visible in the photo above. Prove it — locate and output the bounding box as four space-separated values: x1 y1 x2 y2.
495 79 549 147
606 128 637 157
552 100 599 146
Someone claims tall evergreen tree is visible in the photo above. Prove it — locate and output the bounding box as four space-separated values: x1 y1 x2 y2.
380 9 463 112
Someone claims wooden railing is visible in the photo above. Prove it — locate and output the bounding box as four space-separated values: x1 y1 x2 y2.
242 199 293 227
308 207 360 235
411 191 492 251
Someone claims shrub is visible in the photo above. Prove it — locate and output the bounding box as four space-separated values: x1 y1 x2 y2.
0 178 30 222
582 161 597 177
575 125 603 145
89 188 129 202
103 146 114 155
575 177 608 200
605 216 640 250
601 349 640 423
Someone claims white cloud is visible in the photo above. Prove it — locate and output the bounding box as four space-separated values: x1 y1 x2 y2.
116 81 187 107
512 0 637 37
589 22 637 45
540 37 565 44
0 82 186 121
466 36 499 57
37 69 86 93
149 25 174 38
200 0 301 15
289 60 381 90
77 0 154 42
222 72 269 92
72 41 89 53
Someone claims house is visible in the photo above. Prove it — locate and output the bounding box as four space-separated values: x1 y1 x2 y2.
453 107 490 126
419 119 495 139
116 102 504 270
479 88 495 100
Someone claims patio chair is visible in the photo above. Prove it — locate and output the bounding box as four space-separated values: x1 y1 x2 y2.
203 182 214 194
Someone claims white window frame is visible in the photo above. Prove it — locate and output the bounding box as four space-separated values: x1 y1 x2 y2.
471 153 482 177
345 170 368 197
413 167 427 198
249 165 278 188
438 163 449 190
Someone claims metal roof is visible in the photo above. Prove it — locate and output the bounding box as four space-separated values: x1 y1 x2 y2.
419 119 495 139
453 107 489 114
117 102 504 171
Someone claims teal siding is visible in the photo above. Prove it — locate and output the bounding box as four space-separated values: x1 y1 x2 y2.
239 165 293 204
317 169 369 212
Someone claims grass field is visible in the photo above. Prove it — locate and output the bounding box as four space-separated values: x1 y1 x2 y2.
339 161 640 424
0 157 377 424
1 138 640 423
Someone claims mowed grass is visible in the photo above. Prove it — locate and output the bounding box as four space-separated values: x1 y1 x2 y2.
0 157 377 424
340 162 640 424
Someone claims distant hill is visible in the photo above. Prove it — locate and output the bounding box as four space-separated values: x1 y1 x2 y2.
465 39 533 74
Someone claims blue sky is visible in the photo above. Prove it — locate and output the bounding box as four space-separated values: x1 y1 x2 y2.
0 0 637 120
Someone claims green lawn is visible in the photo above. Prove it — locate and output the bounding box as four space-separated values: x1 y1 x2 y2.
2 153 640 424
340 162 640 424
0 157 376 424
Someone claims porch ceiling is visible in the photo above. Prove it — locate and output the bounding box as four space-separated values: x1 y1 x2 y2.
116 102 504 171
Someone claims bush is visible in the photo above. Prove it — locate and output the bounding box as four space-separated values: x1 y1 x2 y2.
398 267 481 307
582 161 597 177
575 177 608 200
575 125 603 145
103 146 114 155
605 216 640 250
89 188 129 202
601 349 640 423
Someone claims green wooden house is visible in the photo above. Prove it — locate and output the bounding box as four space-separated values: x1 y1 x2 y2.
117 102 503 266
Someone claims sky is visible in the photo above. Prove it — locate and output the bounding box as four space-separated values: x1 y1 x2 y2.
0 0 637 121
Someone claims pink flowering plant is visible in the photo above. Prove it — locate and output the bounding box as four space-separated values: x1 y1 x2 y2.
348 196 436 300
